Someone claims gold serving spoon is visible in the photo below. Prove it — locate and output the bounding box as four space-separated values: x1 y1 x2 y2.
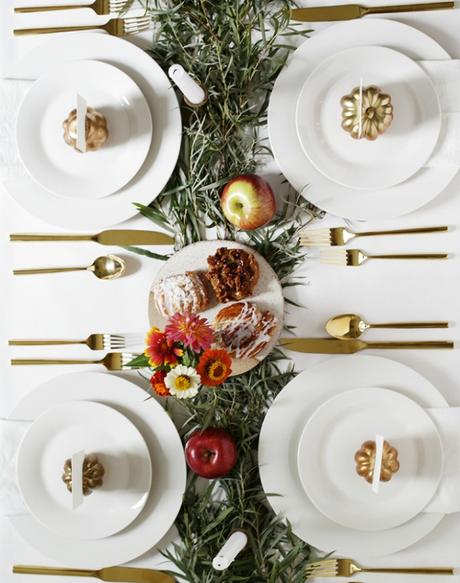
326 313 449 340
13 255 125 280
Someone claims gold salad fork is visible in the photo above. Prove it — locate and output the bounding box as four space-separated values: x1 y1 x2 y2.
15 0 126 14
11 352 138 371
320 249 448 266
305 558 454 578
301 225 448 247
14 15 150 36
9 334 135 351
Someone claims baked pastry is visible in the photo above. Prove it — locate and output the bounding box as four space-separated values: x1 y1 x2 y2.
213 301 277 359
207 247 259 303
355 440 400 484
153 272 209 317
63 107 109 152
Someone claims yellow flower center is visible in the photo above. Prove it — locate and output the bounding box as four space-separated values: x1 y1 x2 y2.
208 361 226 380
175 375 192 391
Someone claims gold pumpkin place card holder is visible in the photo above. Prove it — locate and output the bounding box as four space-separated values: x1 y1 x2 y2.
341 85 394 141
62 454 105 495
355 440 400 484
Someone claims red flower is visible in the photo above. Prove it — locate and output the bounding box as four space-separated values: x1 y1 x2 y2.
150 370 170 397
165 312 214 353
144 327 182 367
197 349 232 386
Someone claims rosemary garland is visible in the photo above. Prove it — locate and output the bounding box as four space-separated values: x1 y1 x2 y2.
131 1 321 580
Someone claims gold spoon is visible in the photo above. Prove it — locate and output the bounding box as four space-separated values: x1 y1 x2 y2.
326 313 449 340
13 254 126 280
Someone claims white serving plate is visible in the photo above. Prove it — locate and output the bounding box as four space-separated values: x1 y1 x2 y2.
258 355 447 556
296 46 441 191
148 240 284 375
269 19 457 220
6 33 181 229
10 372 186 568
17 401 152 540
297 387 443 532
17 60 152 200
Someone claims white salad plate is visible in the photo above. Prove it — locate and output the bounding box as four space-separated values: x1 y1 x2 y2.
17 400 152 540
297 387 443 532
148 240 284 375
6 33 181 229
269 19 457 220
16 60 152 200
10 373 186 568
258 355 447 556
296 46 441 191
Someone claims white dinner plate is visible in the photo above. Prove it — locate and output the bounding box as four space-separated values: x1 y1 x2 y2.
296 46 441 191
297 387 443 532
269 19 457 220
17 401 152 540
17 60 152 199
6 33 181 229
148 240 284 375
258 355 447 556
10 373 186 568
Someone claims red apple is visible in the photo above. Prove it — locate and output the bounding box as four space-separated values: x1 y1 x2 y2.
185 427 238 479
220 173 276 230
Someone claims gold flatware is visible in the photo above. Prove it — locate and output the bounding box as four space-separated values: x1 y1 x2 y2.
13 565 175 583
300 225 448 247
10 230 174 246
320 249 448 266
13 254 125 280
290 2 454 22
14 16 150 36
280 337 454 354
11 352 138 371
305 558 454 577
9 334 139 351
326 313 449 340
15 0 125 14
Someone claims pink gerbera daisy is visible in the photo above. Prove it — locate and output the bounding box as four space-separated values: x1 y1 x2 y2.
165 312 214 353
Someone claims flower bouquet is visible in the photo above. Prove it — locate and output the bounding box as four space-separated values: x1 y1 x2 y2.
128 312 232 399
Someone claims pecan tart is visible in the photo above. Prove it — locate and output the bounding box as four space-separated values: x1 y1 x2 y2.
207 247 259 303
213 301 277 359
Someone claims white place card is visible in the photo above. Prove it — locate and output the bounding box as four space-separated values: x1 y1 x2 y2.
71 450 85 510
76 94 87 153
372 435 384 494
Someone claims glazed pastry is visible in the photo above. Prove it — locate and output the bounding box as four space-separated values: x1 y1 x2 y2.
213 301 277 359
207 247 259 303
355 440 400 484
63 107 109 152
153 272 209 317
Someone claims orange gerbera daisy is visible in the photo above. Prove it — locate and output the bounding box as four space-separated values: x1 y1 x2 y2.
150 370 170 397
197 349 232 387
144 327 182 367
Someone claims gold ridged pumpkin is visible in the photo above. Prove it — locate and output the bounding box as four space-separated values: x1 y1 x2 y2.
341 85 393 141
62 454 105 495
355 440 400 484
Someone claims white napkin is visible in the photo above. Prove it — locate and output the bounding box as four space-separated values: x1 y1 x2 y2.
0 80 30 182
424 407 460 514
0 418 29 516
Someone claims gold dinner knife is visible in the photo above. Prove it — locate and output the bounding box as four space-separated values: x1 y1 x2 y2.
290 2 454 22
279 338 454 354
10 230 174 246
13 565 175 583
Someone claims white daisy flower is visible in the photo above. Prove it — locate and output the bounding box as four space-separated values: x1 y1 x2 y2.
165 365 201 399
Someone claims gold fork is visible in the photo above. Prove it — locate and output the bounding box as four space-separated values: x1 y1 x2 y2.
11 352 139 371
15 0 126 14
9 334 134 351
305 558 454 578
301 225 448 247
320 249 448 266
14 15 150 36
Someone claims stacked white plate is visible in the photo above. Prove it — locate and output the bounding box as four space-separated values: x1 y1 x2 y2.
268 19 458 220
8 33 182 230
10 372 186 568
258 355 447 556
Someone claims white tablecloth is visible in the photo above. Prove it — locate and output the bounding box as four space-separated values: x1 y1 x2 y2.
2 0 460 581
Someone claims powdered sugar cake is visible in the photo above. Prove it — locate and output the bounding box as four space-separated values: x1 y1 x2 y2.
148 240 284 375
